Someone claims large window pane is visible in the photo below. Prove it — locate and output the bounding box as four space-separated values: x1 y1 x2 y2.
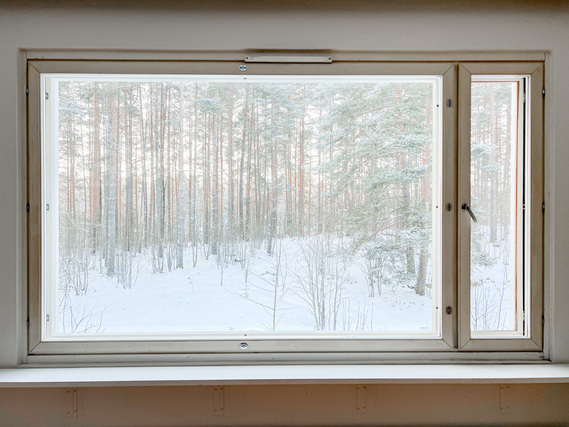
43 75 441 338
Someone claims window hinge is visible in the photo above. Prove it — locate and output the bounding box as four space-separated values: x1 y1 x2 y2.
45 92 49 100
542 315 545 326
213 387 224 416
26 203 30 212
67 389 78 419
499 384 511 415
356 385 367 415
26 318 29 329
542 202 545 213
542 88 546 97
25 87 29 96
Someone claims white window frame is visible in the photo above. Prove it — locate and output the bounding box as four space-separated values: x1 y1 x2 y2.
24 52 545 364
458 62 544 351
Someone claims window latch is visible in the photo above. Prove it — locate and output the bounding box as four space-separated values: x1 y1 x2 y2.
462 203 478 223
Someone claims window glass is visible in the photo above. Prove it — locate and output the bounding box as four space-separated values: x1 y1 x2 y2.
43 74 442 338
470 76 527 336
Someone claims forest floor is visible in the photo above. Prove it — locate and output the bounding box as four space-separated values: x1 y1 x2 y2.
55 237 435 336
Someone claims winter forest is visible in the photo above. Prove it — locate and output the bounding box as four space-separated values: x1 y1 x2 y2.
47 74 519 336
470 79 521 334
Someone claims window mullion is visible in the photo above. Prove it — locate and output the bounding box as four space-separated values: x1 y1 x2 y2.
440 64 458 349
457 64 473 349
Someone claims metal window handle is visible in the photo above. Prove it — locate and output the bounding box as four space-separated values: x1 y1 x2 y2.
462 203 478 223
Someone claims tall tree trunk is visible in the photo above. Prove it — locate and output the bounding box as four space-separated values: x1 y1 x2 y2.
106 84 118 277
125 86 133 254
245 88 254 240
203 112 210 246
138 84 149 250
90 83 102 255
176 84 185 268
227 87 234 251
489 83 498 243
211 112 219 255
414 88 432 295
191 83 198 266
267 108 278 256
155 83 166 271
298 86 305 235
238 86 249 241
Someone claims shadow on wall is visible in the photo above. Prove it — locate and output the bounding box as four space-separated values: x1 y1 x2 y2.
3 0 569 12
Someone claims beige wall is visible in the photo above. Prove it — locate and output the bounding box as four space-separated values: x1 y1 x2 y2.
0 1 568 425
1 383 569 426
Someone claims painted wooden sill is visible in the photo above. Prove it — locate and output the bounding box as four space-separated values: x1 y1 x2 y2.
0 364 569 388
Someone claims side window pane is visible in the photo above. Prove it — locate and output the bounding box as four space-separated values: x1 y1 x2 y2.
470 77 526 336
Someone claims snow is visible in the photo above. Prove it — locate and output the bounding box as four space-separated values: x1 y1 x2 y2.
53 237 436 337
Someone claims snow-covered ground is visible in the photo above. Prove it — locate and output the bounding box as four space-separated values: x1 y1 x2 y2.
53 237 436 337
470 231 517 332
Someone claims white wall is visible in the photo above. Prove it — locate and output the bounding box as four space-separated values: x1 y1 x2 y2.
1 1 568 367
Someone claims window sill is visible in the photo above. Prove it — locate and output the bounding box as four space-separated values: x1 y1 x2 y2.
0 364 568 388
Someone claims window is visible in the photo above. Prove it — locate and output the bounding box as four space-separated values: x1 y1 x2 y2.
26 55 544 361
458 63 544 351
